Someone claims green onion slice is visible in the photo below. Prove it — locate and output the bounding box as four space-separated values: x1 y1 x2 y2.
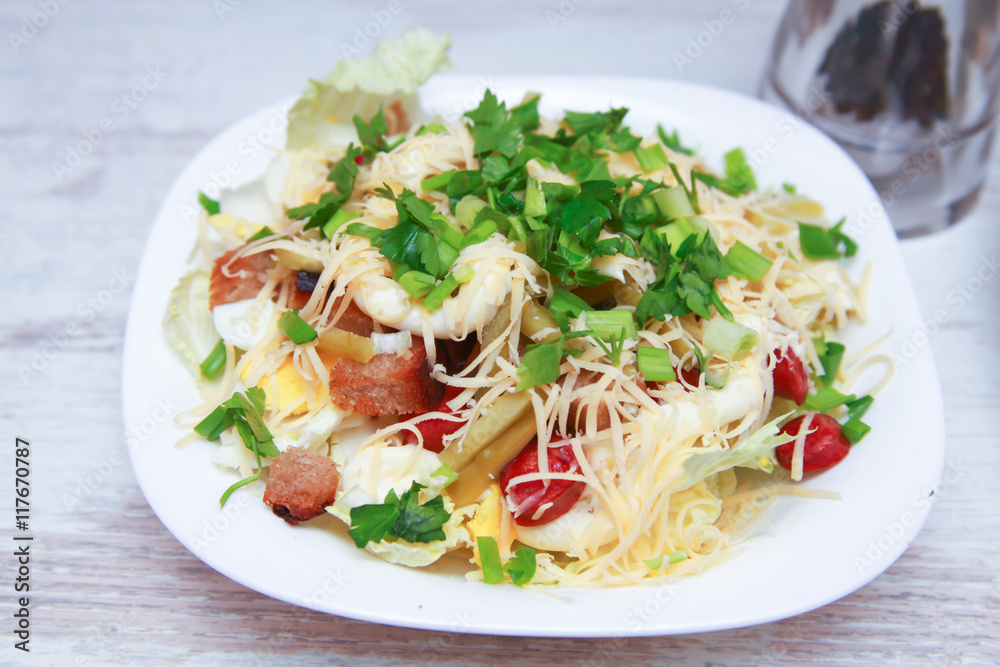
477 536 505 584
421 169 457 192
817 341 846 387
584 310 637 342
398 270 437 299
277 310 318 345
199 339 227 379
322 208 362 239
247 226 274 243
634 144 670 173
803 387 856 412
725 241 773 282
637 347 677 382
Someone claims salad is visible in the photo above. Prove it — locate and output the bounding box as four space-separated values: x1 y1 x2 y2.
164 30 882 587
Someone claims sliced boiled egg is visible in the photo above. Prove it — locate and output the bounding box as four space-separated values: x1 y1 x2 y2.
212 298 276 350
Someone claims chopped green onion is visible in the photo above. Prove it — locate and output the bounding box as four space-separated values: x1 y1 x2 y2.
453 263 475 283
415 122 446 136
658 217 700 254
634 144 670 173
525 178 547 218
803 388 856 412
193 405 232 441
841 417 871 443
398 270 437 299
436 242 460 276
702 317 759 361
726 241 773 282
657 126 694 155
247 226 274 243
421 169 457 192
455 195 487 231
817 341 846 387
322 208 362 239
783 182 797 194
344 222 383 242
421 268 470 312
199 339 227 379
461 217 498 248
636 346 676 382
705 365 731 389
515 337 578 392
431 215 464 250
507 215 527 241
477 536 505 584
645 550 689 571
430 463 459 487
652 185 695 219
584 310 637 342
549 287 592 331
846 394 874 419
219 474 259 507
198 192 220 215
277 310 318 344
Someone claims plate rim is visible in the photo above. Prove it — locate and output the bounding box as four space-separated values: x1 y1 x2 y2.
123 73 946 637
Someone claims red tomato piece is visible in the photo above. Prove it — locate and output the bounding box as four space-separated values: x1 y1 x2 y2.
401 385 466 454
500 440 585 527
773 348 809 405
679 365 701 388
775 413 850 472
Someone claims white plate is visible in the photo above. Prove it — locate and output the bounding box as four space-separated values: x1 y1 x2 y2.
123 75 945 637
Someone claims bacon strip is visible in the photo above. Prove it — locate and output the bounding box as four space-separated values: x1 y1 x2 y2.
263 447 340 525
209 247 273 309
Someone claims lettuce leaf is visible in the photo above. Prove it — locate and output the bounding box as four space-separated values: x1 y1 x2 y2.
678 413 795 490
162 268 218 379
285 29 451 151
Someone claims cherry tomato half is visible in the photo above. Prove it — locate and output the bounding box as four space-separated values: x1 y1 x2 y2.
500 439 585 527
775 413 850 472
773 348 809 405
401 385 466 454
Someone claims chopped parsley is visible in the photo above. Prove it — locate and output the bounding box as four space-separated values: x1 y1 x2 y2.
347 482 451 548
193 388 279 507
798 219 858 260
198 192 221 215
504 546 537 586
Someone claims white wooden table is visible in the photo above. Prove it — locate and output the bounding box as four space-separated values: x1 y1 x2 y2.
3 0 998 664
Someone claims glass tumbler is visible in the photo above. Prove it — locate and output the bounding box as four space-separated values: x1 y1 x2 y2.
761 0 1000 237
